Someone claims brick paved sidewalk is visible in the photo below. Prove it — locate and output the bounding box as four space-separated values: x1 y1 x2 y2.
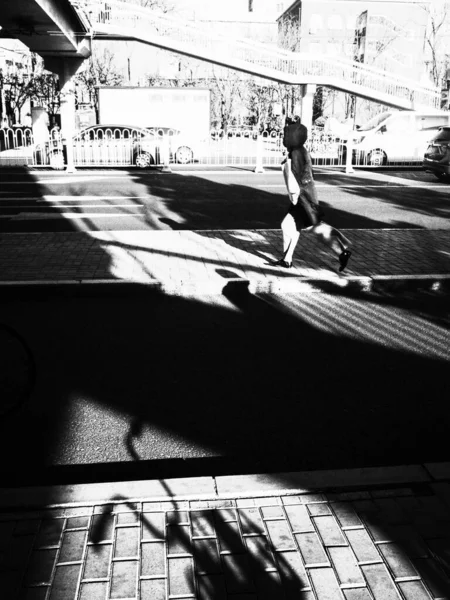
2 465 450 599
1 229 450 294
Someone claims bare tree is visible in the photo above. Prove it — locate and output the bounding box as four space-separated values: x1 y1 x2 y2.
0 72 34 125
277 15 301 52
30 71 60 125
75 47 124 120
246 80 278 130
138 0 173 11
209 68 246 131
0 48 39 126
420 1 450 87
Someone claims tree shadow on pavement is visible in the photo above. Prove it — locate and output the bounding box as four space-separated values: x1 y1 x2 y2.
86 430 311 599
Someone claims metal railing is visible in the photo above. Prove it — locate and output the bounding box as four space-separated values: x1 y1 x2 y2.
0 125 435 170
71 0 440 110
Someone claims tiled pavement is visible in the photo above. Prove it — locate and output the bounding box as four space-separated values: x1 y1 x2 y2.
0 228 450 293
2 466 450 599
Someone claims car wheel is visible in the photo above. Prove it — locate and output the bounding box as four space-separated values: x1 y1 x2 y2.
435 172 450 182
175 146 194 164
135 152 152 168
49 151 64 170
367 149 387 166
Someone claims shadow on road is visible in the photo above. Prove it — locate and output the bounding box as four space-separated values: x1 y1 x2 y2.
0 281 448 486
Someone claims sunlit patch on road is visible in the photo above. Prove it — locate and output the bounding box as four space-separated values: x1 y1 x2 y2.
259 292 450 361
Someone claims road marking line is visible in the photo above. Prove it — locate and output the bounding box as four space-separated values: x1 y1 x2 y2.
0 205 144 209
1 176 133 184
6 213 144 220
0 196 151 201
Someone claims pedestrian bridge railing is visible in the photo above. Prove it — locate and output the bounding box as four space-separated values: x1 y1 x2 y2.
70 0 440 111
0 126 433 170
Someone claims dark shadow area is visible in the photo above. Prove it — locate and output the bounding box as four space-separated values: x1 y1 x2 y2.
130 169 450 231
6 167 448 234
0 282 448 488
0 323 36 419
50 168 440 234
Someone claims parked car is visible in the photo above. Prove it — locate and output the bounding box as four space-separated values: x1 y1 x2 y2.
341 111 450 165
72 124 198 167
423 126 450 181
41 125 198 169
143 127 198 164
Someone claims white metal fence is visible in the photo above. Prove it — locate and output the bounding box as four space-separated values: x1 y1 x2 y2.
0 125 432 170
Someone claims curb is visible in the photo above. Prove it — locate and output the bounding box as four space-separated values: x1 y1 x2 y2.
0 462 447 512
0 274 449 296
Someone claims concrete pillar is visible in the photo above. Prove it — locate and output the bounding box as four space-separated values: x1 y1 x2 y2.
300 83 316 134
44 57 85 172
60 69 77 172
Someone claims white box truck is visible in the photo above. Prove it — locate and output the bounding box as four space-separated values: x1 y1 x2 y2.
97 86 211 140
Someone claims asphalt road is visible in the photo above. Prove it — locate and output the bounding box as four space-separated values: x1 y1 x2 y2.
1 166 449 487
0 284 448 486
0 166 449 231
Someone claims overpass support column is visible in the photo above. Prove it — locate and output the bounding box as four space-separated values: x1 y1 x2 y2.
44 57 85 173
300 84 316 134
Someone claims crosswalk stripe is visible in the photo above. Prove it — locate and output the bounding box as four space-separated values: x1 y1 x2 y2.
3 213 144 220
0 196 151 201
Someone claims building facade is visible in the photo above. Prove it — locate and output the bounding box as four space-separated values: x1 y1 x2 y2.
278 0 430 82
0 39 34 126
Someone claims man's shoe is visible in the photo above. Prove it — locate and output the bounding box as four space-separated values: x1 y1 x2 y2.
270 258 292 268
278 259 292 268
339 249 352 272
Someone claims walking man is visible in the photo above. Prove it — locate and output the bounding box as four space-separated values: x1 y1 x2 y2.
273 116 352 271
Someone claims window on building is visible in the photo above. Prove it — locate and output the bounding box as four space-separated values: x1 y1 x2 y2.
346 15 356 30
309 14 323 34
309 42 322 54
328 15 343 30
327 42 341 56
345 42 354 57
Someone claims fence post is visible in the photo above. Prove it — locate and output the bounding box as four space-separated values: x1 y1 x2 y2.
161 135 172 173
254 134 265 173
345 136 354 174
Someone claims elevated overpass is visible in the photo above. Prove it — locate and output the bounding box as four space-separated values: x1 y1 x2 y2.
75 0 440 113
0 0 91 63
